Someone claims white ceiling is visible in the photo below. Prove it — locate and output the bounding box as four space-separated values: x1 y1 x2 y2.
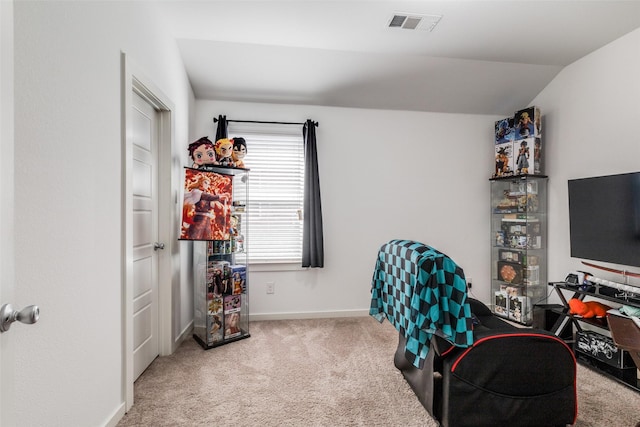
155 0 640 115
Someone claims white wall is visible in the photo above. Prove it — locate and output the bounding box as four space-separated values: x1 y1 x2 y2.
13 1 192 425
532 27 640 292
195 100 498 318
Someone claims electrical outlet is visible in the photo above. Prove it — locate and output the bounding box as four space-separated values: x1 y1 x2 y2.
467 277 473 289
266 282 275 294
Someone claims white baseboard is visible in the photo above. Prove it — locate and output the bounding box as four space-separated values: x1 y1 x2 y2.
250 309 369 321
174 320 194 352
103 402 126 427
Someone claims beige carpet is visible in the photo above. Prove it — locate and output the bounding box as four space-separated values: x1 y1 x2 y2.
118 317 640 426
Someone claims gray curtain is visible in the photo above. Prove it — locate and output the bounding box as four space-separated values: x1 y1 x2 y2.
215 115 228 140
302 120 324 268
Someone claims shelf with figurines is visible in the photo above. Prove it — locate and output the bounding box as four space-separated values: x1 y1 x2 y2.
490 106 547 326
180 135 250 349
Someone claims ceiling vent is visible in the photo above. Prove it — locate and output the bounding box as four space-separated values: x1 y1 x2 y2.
387 13 442 32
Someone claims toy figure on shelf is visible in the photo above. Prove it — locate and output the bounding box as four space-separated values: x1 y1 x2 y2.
516 140 530 174
232 137 247 168
214 138 235 166
188 136 217 169
568 298 611 318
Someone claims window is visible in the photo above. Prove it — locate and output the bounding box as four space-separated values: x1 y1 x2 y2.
228 123 304 264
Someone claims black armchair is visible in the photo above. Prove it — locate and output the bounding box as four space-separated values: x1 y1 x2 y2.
369 240 577 426
394 298 577 427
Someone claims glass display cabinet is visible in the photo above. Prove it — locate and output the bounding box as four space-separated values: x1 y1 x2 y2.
193 167 249 348
490 175 548 325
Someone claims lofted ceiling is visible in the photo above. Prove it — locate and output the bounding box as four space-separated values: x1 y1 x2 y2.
155 0 640 115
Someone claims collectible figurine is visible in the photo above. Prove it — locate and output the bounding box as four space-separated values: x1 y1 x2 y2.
232 137 247 168
188 136 217 169
516 140 530 174
214 138 235 166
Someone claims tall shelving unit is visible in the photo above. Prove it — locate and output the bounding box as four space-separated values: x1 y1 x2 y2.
192 166 250 349
490 175 548 325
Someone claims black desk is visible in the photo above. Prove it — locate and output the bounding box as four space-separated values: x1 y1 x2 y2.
548 281 640 391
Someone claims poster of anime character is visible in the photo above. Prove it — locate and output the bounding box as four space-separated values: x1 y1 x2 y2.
180 167 233 241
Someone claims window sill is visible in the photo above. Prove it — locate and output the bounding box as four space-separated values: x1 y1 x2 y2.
250 262 306 272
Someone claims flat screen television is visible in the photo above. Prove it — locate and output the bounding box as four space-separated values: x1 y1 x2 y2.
568 172 640 268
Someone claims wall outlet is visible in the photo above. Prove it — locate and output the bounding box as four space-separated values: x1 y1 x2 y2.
467 277 472 289
266 282 275 294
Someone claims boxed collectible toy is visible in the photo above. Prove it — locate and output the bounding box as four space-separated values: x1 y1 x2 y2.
223 294 243 339
495 117 515 144
513 138 534 175
512 136 544 175
525 265 540 285
229 265 246 294
500 283 525 296
532 137 543 174
513 106 541 140
508 295 531 323
491 107 544 177
499 248 523 263
498 260 524 284
494 291 509 318
494 142 514 177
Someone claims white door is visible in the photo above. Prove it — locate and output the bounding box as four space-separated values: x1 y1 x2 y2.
1 1 15 424
132 91 160 380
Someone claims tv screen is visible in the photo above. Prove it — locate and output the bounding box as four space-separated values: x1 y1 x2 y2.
568 172 640 268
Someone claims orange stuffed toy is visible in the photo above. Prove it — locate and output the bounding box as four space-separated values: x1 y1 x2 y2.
568 298 611 318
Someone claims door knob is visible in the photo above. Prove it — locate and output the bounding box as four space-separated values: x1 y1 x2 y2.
0 304 40 333
154 242 165 251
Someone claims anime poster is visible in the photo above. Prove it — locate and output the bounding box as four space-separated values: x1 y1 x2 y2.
180 168 232 241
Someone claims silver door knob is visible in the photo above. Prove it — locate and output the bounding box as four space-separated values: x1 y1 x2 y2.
153 242 165 251
0 304 40 333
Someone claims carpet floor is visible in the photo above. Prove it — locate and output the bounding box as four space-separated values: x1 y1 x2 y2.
118 317 640 426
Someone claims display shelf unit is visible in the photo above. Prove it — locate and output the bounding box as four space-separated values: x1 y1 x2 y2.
548 281 640 392
192 166 250 349
490 175 548 325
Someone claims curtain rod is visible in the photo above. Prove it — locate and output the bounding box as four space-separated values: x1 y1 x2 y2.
214 117 319 127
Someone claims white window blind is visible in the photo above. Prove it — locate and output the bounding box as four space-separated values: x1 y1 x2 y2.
228 123 304 263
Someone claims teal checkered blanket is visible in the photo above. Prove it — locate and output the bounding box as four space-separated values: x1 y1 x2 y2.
370 239 474 368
